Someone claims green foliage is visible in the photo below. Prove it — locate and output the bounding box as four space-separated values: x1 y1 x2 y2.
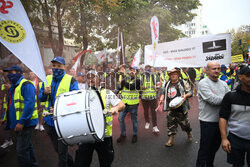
229 25 250 59
21 0 201 64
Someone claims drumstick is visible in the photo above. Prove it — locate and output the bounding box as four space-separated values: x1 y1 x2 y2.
42 112 53 117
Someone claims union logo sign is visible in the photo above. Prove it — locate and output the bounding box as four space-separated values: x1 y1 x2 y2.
0 20 26 43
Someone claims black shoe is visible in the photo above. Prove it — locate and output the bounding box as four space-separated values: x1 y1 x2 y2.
131 135 137 143
117 135 126 143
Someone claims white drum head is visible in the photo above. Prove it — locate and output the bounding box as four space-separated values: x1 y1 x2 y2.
169 97 184 108
88 90 105 140
53 89 105 145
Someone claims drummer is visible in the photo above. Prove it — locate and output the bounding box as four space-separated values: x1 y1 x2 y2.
74 70 125 167
39 57 79 167
159 67 193 147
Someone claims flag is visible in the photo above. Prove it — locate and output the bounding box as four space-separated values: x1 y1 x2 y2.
72 50 91 62
0 0 47 84
150 16 159 67
131 48 141 68
108 54 114 62
71 50 91 71
96 49 106 63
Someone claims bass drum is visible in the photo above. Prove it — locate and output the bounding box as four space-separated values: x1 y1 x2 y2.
53 89 105 145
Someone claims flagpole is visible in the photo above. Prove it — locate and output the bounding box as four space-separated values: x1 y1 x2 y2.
121 32 125 64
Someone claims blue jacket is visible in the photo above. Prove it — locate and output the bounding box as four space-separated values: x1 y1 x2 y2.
220 71 232 86
4 76 38 130
38 72 79 126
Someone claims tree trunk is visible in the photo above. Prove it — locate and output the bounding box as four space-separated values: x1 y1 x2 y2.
56 0 64 57
79 2 88 66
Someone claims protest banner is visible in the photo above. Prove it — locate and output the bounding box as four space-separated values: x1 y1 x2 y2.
144 33 231 68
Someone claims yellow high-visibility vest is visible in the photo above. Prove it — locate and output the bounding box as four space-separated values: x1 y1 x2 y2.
141 75 156 99
4 79 38 121
121 79 139 105
100 88 113 137
42 74 72 114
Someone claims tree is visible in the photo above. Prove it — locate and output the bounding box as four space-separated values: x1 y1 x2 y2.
22 0 201 66
21 0 69 57
103 0 201 63
229 25 250 60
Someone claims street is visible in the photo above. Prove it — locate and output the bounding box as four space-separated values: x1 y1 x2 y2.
0 96 230 167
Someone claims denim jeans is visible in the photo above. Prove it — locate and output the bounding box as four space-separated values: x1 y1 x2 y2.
16 126 38 167
118 105 138 136
44 124 73 167
196 121 221 167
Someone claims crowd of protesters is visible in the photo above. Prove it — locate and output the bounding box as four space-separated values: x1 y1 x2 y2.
0 57 249 167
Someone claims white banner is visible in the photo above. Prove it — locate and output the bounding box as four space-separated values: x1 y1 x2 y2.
150 16 159 67
0 0 47 84
144 33 231 68
107 54 114 62
96 49 106 63
131 48 141 68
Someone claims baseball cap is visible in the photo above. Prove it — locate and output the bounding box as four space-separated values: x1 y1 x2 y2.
3 65 23 73
51 56 65 65
221 64 227 69
239 64 250 75
76 72 85 77
86 70 99 77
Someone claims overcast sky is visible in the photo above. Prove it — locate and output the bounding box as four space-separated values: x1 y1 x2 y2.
200 0 250 34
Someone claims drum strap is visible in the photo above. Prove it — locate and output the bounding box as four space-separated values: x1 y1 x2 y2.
91 86 105 110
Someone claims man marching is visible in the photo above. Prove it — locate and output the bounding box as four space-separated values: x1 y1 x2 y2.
39 57 79 167
159 67 193 147
0 65 38 167
74 70 125 167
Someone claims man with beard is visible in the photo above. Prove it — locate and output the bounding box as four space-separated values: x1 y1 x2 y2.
74 70 125 167
116 67 141 143
219 64 250 167
159 67 193 147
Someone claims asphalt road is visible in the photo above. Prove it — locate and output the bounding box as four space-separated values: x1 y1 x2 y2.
0 96 231 167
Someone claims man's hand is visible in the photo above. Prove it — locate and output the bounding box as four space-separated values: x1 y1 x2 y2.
221 138 231 153
182 93 191 101
4 83 10 90
44 86 51 94
15 123 24 131
49 107 54 114
141 86 146 90
110 107 119 115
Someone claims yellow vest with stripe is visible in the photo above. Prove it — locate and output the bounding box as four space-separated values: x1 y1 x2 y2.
121 79 139 105
160 72 169 82
42 74 72 114
4 79 38 121
195 68 201 81
181 71 189 80
141 75 156 99
1 84 7 115
100 88 113 137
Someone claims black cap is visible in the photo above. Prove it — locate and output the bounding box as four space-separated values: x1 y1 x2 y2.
239 64 250 75
3 65 23 73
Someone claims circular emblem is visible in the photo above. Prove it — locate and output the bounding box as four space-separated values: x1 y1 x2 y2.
153 42 156 50
167 87 177 98
0 20 26 43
